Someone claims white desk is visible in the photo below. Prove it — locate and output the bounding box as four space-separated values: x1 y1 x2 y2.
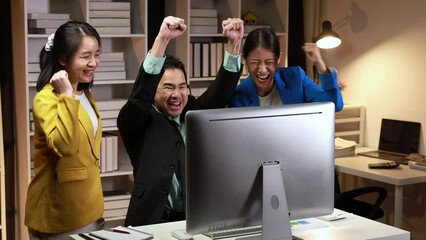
335 149 426 228
70 209 410 240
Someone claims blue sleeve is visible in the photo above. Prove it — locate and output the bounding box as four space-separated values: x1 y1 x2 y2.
303 67 344 112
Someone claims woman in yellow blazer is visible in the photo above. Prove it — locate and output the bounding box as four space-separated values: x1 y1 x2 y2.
25 21 104 239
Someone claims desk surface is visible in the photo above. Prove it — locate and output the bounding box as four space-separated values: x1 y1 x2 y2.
335 148 426 186
335 147 426 228
70 209 410 240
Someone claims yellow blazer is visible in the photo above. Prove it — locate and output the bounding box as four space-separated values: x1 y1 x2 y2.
25 84 104 233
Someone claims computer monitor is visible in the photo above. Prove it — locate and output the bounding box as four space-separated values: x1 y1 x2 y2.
185 102 335 239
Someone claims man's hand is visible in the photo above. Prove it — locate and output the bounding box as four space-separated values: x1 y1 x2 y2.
151 16 187 57
158 16 187 41
222 18 244 55
301 43 328 73
50 70 73 97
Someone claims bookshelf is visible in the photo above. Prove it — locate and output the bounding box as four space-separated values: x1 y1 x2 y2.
11 0 147 238
0 93 6 240
335 105 366 147
164 0 289 95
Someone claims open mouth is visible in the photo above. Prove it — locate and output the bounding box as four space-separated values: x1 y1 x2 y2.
168 100 182 110
257 74 270 84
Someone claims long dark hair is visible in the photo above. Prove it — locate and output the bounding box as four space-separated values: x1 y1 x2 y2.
36 20 101 92
242 28 281 61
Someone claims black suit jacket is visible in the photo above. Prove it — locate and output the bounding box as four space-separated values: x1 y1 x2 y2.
117 64 242 226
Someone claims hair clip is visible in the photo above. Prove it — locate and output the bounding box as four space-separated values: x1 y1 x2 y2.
44 33 55 52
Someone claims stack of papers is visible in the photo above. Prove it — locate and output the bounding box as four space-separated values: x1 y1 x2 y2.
335 137 357 158
79 226 153 240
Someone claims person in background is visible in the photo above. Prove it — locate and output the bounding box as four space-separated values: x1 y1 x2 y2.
229 27 343 111
117 16 244 226
25 21 104 239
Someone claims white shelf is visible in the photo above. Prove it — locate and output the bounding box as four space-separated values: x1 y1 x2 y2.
335 105 366 146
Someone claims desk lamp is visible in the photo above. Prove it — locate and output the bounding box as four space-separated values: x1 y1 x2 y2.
314 21 341 49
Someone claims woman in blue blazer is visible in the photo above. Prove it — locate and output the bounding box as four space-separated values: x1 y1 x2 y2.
229 28 343 111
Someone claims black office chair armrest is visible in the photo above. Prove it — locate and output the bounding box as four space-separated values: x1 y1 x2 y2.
335 186 387 220
337 186 387 207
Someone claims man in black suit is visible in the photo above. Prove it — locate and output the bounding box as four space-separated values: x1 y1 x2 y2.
117 16 244 226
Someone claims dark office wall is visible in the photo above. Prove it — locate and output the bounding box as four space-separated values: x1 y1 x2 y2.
148 1 165 49
287 0 306 70
0 0 16 239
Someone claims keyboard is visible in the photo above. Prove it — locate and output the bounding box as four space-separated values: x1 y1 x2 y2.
204 225 262 239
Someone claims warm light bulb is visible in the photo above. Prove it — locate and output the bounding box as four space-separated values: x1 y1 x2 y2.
316 36 341 49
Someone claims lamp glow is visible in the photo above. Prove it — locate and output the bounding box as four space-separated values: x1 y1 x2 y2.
314 21 341 49
316 36 341 49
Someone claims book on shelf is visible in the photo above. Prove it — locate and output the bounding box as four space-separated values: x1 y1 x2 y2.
190 9 218 18
96 26 131 34
190 17 218 26
190 42 226 78
102 119 118 128
201 43 210 77
27 13 70 20
209 43 217 77
244 25 272 33
104 197 131 210
97 65 126 72
101 52 124 62
103 189 131 199
335 137 357 158
89 1 131 11
100 136 107 173
95 71 126 80
28 19 69 29
28 73 39 82
100 133 118 173
103 207 127 218
97 99 127 111
28 28 56 34
216 42 224 72
28 63 40 73
192 43 201 78
89 18 131 27
89 10 131 19
190 25 218 34
100 109 120 119
99 61 125 67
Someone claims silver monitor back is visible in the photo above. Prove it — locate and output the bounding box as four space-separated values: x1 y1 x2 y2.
185 102 335 235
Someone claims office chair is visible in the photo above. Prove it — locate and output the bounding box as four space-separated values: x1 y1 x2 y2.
334 172 387 220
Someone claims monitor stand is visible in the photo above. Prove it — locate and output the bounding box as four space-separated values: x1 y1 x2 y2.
261 161 293 240
235 162 303 240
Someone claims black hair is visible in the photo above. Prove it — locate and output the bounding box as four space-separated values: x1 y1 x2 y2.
242 28 281 61
163 55 188 84
163 55 192 118
36 20 101 92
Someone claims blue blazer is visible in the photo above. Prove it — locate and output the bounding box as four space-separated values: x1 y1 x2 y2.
229 66 344 112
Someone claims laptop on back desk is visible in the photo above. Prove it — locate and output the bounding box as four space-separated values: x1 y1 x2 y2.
358 118 421 162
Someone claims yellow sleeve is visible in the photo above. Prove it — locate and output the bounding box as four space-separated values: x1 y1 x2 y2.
33 87 81 157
